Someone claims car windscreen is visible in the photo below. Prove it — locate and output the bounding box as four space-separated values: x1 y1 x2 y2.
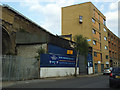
112 68 120 73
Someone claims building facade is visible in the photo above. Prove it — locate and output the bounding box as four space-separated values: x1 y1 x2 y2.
108 30 120 67
119 39 120 66
62 2 111 73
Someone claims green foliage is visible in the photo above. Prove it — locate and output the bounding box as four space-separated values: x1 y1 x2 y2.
37 47 45 55
74 35 90 76
74 35 89 56
35 47 45 60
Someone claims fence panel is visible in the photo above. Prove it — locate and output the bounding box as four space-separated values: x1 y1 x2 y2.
2 55 39 81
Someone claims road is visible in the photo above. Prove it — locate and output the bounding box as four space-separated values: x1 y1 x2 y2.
2 75 118 88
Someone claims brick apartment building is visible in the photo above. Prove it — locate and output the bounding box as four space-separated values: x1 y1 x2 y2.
108 30 120 67
62 2 120 73
119 39 120 66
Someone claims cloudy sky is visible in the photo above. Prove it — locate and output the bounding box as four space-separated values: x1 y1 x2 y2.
1 0 119 37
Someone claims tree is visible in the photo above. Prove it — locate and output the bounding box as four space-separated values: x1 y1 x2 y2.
74 35 89 76
35 47 45 78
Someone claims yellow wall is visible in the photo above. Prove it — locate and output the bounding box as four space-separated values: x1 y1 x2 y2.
62 2 93 46
62 2 110 73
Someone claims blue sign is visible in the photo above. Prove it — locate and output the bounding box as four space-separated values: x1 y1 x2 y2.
40 54 76 67
48 44 76 56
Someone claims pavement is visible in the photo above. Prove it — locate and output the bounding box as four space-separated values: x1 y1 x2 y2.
1 73 103 88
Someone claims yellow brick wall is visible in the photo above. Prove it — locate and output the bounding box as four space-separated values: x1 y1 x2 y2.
62 2 110 73
2 7 15 24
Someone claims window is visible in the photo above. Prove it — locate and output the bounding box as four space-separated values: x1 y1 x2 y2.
99 23 100 30
100 43 101 50
114 37 116 41
93 9 95 17
105 46 108 50
111 37 113 41
106 55 108 59
93 40 96 45
101 53 102 62
92 18 95 23
104 36 107 41
112 68 120 73
103 19 106 26
109 51 111 54
94 52 97 57
92 29 96 34
79 16 83 23
104 28 106 32
98 13 100 20
108 33 110 37
99 33 101 41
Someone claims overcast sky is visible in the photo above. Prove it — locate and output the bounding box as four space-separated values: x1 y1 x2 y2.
1 0 119 36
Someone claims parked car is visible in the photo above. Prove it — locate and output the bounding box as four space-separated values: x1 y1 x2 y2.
103 67 112 75
109 67 120 88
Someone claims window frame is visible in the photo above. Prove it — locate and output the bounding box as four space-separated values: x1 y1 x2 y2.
106 55 108 59
93 9 95 17
103 19 106 26
92 18 95 23
99 23 100 30
99 33 101 41
92 29 96 34
105 45 108 50
79 16 83 23
104 36 107 41
93 40 96 45
98 13 100 20
104 28 106 32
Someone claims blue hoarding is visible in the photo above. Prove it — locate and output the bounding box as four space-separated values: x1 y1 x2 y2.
48 44 75 56
40 54 76 67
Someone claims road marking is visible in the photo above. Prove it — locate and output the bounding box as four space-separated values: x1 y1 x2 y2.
25 82 29 84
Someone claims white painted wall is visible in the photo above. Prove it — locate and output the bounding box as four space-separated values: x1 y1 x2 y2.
88 67 93 74
40 67 79 78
